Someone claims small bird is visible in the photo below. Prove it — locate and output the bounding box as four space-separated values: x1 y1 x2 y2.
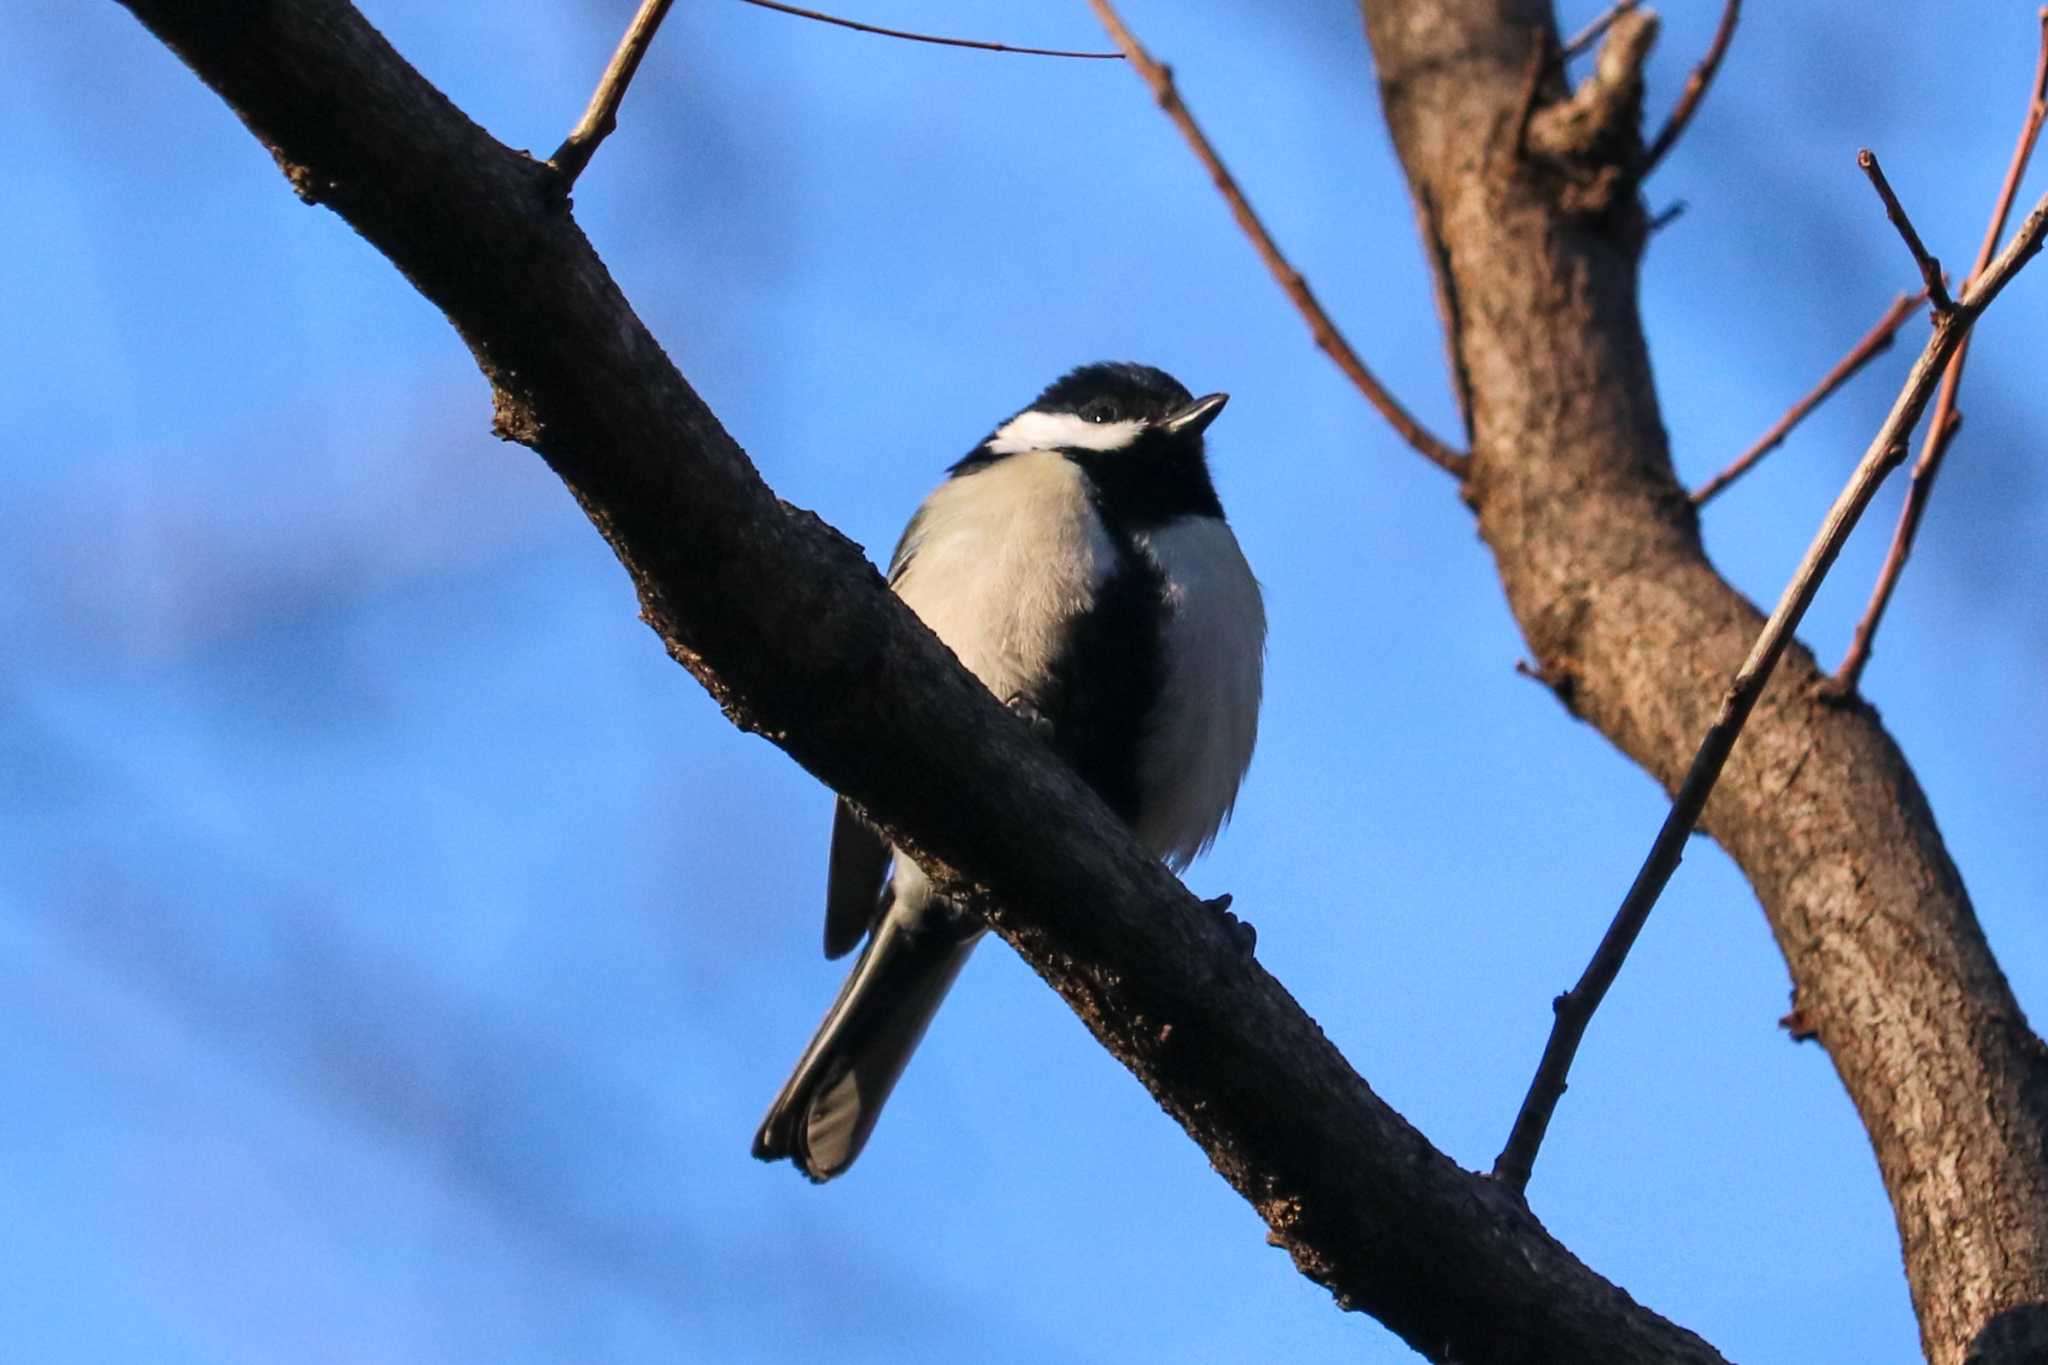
753 362 1265 1181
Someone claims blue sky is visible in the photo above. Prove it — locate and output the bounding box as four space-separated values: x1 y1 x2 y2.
5 2 2045 1360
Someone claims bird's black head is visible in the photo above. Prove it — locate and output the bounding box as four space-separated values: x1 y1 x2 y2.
962 366 1228 489
1029 362 1197 430
956 363 1230 524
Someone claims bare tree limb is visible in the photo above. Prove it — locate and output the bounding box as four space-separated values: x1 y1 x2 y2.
735 0 1123 60
1834 9 2048 690
1858 149 1956 311
1691 290 1923 506
550 0 675 187
1085 0 1470 479
109 1 1725 1359
1360 3 2048 1356
1639 0 1739 175
1495 185 2048 1193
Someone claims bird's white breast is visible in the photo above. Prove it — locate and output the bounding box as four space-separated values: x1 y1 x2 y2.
1131 518 1265 868
890 453 1264 871
891 451 1114 708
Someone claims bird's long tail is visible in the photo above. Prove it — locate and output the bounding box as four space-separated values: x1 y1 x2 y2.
753 906 979 1181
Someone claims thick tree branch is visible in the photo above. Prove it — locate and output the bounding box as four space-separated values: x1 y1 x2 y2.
1359 2 2048 1360
1496 196 2048 1194
113 1 1721 1360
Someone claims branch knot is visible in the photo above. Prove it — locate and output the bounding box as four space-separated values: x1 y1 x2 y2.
1525 8 1658 216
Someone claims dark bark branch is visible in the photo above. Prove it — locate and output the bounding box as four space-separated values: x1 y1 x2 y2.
111 1 1725 1360
1358 2 2048 1360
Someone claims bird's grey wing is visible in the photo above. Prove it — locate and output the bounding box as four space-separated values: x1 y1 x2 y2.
824 797 890 959
885 503 926 588
817 502 931 958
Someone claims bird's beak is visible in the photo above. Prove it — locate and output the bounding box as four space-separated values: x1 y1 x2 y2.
1161 392 1228 439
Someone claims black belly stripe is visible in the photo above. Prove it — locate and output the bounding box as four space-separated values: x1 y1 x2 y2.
1034 523 1167 828
941 437 1220 831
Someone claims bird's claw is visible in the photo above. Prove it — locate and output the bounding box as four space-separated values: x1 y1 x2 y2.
1005 693 1055 740
1203 892 1256 957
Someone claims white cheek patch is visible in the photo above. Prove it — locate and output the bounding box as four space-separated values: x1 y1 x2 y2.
985 409 1145 455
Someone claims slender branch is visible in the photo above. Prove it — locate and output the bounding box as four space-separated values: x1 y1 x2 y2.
1084 0 1469 479
1831 408 1963 691
1562 0 1638 61
1494 180 2048 1196
1976 10 2048 261
550 0 676 188
734 0 1122 59
1858 150 1955 311
1834 9 2048 689
1692 290 1923 505
1640 0 1740 175
1647 199 1687 234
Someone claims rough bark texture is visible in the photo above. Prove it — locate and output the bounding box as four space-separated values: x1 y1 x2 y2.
1357 3 2048 1362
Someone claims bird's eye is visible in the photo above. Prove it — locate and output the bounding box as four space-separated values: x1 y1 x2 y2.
1080 399 1120 424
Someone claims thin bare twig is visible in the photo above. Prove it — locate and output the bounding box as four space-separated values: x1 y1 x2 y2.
1835 9 2048 689
1085 0 1467 479
1648 200 1688 234
1640 0 1740 175
735 0 1122 58
1562 0 1639 61
1832 409 1964 688
1493 180 2048 1198
1692 291 1924 505
551 0 677 188
1859 150 1955 311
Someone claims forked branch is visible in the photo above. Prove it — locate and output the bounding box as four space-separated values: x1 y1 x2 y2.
1494 177 2048 1196
1692 291 1923 505
1834 9 2048 689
